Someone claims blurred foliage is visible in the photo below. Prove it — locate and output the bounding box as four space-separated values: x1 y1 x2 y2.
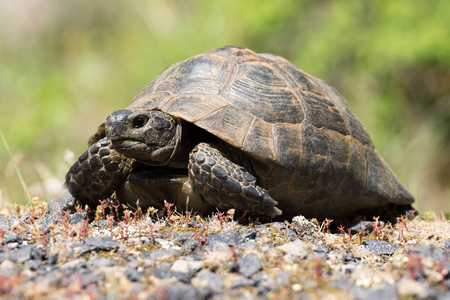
0 0 449 212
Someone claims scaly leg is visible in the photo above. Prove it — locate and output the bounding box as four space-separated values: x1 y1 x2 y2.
188 143 282 218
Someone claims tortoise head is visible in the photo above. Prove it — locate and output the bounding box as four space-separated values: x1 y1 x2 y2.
105 109 182 165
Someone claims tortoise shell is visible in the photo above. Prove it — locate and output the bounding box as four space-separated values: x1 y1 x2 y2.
124 46 413 219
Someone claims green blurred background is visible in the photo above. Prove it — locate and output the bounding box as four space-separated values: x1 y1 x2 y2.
1 0 449 213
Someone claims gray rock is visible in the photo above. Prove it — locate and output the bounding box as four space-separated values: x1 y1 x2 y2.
237 253 263 278
231 275 256 289
362 240 398 256
3 231 22 244
69 213 88 225
253 273 276 294
72 236 119 256
124 266 144 282
141 248 180 260
207 230 243 247
171 258 203 274
24 259 42 270
276 271 291 285
346 221 373 234
9 216 20 227
150 262 172 279
313 245 329 259
205 241 230 251
171 258 203 282
1 245 33 263
92 219 117 228
170 232 195 245
353 284 398 300
0 217 9 230
240 228 258 240
284 229 297 241
182 239 200 251
187 221 203 229
407 245 446 260
166 281 199 300
441 240 450 251
192 269 224 298
80 272 104 287
277 240 309 263
439 291 450 300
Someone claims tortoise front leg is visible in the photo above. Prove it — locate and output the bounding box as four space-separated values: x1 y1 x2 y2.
188 143 282 219
44 138 133 223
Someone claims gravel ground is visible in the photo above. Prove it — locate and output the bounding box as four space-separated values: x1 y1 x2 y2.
0 203 449 300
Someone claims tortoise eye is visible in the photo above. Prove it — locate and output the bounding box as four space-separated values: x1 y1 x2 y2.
133 115 148 128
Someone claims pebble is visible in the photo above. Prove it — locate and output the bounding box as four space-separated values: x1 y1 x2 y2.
237 253 263 277
353 284 398 300
231 274 255 289
192 269 224 298
362 239 398 256
440 239 450 251
346 221 373 234
72 236 119 256
207 230 243 246
277 240 309 263
157 280 200 300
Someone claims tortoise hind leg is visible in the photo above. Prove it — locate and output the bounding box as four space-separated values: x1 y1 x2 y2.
189 143 282 218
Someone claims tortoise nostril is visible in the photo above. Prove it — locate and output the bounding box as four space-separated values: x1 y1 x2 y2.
133 115 148 128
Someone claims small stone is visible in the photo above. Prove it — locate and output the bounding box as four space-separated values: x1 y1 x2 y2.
170 232 195 245
187 221 203 229
407 245 445 261
346 221 373 234
277 240 309 263
170 258 203 282
284 229 297 241
8 216 20 228
141 248 180 260
205 241 230 251
124 266 144 282
276 271 291 285
92 219 117 228
150 262 172 279
353 284 398 300
2 245 32 263
271 222 287 230
24 259 42 270
182 240 199 251
237 253 263 278
4 231 22 244
290 215 321 238
254 273 276 295
68 213 88 225
73 237 119 256
0 217 9 230
440 240 450 251
207 230 243 247
192 269 224 298
231 275 255 289
165 281 199 300
362 240 398 256
240 228 258 240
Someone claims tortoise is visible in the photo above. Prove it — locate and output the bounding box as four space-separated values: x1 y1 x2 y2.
45 46 414 223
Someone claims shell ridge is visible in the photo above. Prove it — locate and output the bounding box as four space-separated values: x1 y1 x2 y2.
269 63 308 122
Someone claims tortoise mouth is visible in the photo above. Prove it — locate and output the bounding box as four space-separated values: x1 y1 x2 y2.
110 138 149 153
